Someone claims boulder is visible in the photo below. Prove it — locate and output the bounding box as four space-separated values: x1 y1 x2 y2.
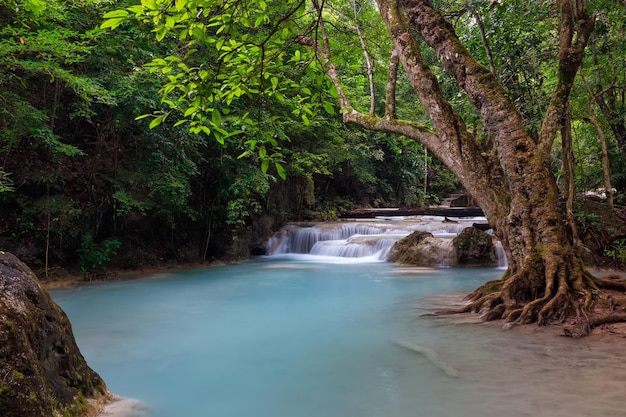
388 231 457 266
578 200 626 258
0 251 107 417
449 194 469 207
453 227 496 267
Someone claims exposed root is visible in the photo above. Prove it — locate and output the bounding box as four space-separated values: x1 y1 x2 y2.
560 312 626 338
593 274 626 292
482 303 505 321
430 262 626 338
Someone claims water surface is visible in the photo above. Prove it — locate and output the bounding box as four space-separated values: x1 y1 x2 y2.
51 259 626 417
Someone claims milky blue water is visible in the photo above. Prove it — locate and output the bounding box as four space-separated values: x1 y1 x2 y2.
51 258 626 417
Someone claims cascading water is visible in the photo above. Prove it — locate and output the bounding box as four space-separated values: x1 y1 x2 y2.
265 216 504 265
494 241 508 269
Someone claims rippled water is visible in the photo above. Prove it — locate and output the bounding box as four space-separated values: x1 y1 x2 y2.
51 258 626 417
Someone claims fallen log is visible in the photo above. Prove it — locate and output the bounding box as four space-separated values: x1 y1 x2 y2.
341 207 484 219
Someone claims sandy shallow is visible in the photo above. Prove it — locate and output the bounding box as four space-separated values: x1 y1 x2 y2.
94 395 150 417
398 293 626 417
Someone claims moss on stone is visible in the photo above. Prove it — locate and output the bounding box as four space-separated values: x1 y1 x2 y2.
0 252 107 417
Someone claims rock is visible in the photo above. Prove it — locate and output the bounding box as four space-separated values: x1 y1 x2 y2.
578 200 626 260
388 232 457 266
452 227 496 267
449 194 468 207
0 251 107 417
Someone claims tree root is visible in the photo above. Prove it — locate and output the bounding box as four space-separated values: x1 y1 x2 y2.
593 274 626 292
560 312 626 338
431 268 626 338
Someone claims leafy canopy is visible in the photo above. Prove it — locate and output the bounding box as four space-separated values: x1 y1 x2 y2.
102 0 339 179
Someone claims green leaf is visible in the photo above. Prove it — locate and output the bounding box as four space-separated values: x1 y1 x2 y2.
261 159 270 173
141 0 158 9
183 107 197 117
100 17 127 30
214 131 224 145
323 102 335 115
175 0 188 12
149 115 164 129
127 5 145 14
212 109 222 126
238 150 253 159
275 162 286 180
103 10 130 18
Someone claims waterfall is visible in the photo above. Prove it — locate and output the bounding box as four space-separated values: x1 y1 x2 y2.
495 241 508 269
265 216 499 265
309 236 400 259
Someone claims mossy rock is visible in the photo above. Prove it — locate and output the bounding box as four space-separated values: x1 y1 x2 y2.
0 252 107 417
578 200 626 258
452 227 496 267
388 231 457 266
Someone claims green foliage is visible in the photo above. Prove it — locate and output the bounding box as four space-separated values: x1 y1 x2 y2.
225 168 271 226
605 238 626 266
102 0 331 177
77 235 121 274
0 169 13 193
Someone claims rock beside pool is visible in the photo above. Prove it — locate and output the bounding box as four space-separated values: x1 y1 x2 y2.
388 227 497 267
388 231 457 266
452 227 496 267
0 251 107 417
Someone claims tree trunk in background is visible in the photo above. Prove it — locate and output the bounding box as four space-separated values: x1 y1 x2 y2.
561 103 580 248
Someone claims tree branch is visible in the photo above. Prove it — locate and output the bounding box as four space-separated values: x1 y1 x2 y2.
395 0 527 164
295 34 436 145
472 9 496 76
352 0 376 117
538 0 595 152
385 48 399 118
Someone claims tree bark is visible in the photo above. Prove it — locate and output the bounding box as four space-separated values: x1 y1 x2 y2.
310 0 614 328
371 0 598 325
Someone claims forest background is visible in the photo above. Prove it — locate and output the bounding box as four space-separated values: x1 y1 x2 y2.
0 0 624 280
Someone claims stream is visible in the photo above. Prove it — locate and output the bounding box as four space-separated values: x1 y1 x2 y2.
50 216 626 417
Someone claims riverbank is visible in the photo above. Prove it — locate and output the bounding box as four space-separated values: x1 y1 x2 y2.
40 260 229 289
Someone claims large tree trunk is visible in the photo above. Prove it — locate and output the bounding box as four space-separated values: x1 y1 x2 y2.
373 0 598 326
312 0 613 330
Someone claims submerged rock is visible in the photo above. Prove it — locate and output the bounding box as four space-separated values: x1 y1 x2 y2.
0 251 107 417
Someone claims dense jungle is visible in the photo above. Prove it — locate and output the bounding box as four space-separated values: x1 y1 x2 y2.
1 0 626 324
3 1 626 416
0 0 466 279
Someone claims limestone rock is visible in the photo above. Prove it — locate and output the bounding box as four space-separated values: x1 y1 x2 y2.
388 231 457 266
0 251 106 417
452 227 496 267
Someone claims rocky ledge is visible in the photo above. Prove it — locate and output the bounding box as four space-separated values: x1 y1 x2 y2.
0 251 107 417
